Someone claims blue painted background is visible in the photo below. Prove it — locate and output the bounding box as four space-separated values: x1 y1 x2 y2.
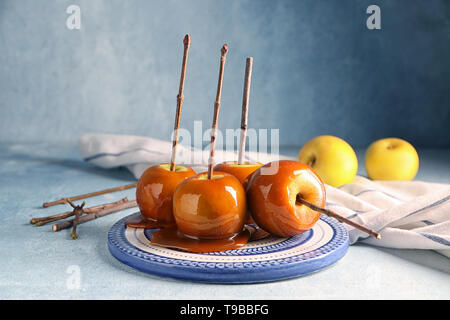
0 0 449 147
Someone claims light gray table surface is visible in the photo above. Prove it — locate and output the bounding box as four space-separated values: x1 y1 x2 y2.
1 143 449 299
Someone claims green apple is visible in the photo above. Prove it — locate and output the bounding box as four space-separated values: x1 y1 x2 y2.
365 138 419 180
298 135 358 187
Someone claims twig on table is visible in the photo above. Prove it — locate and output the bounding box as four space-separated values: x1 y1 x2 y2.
52 199 137 233
66 199 85 239
42 183 137 208
31 198 130 226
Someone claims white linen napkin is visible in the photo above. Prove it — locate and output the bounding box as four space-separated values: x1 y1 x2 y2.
78 133 450 257
325 177 450 257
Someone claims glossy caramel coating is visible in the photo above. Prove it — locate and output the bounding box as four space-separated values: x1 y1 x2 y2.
246 160 326 237
136 164 195 225
173 172 247 240
214 161 263 224
214 161 263 187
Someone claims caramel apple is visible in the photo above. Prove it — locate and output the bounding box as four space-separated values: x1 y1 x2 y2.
173 172 247 239
127 34 194 228
246 160 326 237
211 58 263 226
127 164 196 228
214 161 263 225
214 161 263 188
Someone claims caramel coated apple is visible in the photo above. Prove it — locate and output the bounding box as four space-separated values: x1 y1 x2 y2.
136 163 196 225
246 160 326 237
214 161 263 224
214 161 263 188
173 172 247 240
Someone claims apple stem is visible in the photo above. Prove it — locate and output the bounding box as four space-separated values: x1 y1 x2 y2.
296 195 381 239
170 34 191 171
238 57 253 165
306 156 316 168
208 44 228 179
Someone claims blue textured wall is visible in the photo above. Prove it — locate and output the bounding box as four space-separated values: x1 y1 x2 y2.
0 0 449 147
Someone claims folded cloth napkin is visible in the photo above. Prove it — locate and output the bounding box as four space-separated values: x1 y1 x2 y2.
325 177 450 257
79 133 450 257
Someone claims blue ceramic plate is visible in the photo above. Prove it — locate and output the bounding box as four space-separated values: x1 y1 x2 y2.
108 213 349 283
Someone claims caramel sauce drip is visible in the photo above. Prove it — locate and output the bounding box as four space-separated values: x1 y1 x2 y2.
151 227 251 253
126 213 271 253
125 214 175 229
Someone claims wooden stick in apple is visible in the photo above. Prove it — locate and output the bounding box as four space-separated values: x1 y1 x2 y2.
207 44 228 179
296 195 381 239
238 57 253 165
170 34 191 171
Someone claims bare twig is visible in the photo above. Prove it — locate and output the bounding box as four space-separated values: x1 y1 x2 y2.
208 44 228 179
52 200 137 233
42 183 137 208
170 34 191 171
238 57 253 165
66 200 85 239
31 211 75 226
31 198 130 226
